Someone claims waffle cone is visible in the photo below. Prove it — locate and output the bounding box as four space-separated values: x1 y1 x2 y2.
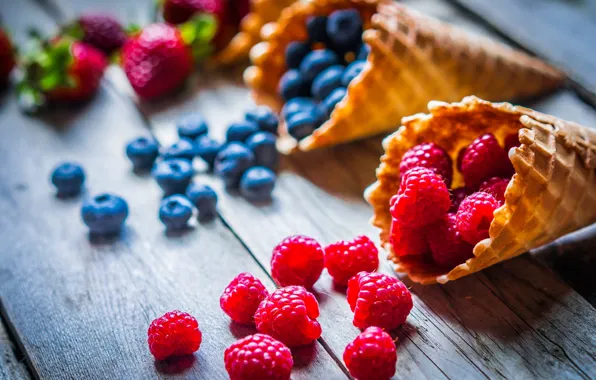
244 2 563 153
364 96 596 284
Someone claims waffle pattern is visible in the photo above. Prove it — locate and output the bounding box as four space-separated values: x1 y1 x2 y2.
364 96 596 284
245 2 564 153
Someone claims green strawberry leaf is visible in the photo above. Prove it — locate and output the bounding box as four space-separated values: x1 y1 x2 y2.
125 23 142 36
179 14 217 62
62 22 85 41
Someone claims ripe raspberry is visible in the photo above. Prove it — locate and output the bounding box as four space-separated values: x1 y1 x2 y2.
427 214 474 268
271 235 324 288
147 310 202 360
254 286 322 347
224 334 293 380
220 273 269 325
456 191 500 245
390 167 450 228
0 28 15 84
324 235 379 286
504 132 520 153
343 327 397 380
479 177 510 204
461 133 514 188
389 219 429 257
347 272 413 330
456 146 466 171
78 13 127 54
399 143 453 187
449 187 472 213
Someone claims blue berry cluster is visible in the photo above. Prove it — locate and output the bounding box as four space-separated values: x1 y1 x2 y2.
278 9 370 141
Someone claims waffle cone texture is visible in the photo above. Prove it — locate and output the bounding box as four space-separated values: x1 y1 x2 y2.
245 1 563 153
364 96 596 284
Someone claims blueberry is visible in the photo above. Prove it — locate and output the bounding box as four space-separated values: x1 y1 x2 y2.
214 142 256 188
286 111 321 141
176 113 209 140
240 167 277 202
246 131 279 170
81 193 128 234
152 159 194 195
125 136 159 170
356 43 370 61
321 87 347 117
312 65 345 102
281 97 317 120
307 16 329 44
278 69 308 101
186 183 218 219
195 135 222 169
285 41 310 69
341 60 366 87
51 162 85 196
245 106 279 135
226 120 260 143
162 138 196 161
327 9 363 52
159 195 194 230
299 50 340 83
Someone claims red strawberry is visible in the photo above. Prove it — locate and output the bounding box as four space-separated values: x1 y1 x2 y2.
0 28 15 85
64 13 127 55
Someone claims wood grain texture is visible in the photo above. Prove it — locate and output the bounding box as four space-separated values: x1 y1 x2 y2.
0 315 29 380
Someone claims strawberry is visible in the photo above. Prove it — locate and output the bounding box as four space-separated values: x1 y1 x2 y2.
0 28 15 85
121 17 215 100
63 13 127 55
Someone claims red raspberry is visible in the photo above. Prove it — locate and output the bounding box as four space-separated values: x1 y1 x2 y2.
220 273 269 325
390 167 451 228
224 334 293 380
449 187 472 213
324 235 380 286
399 143 453 187
456 146 466 171
479 177 510 204
78 13 127 54
456 191 500 245
271 235 324 288
461 133 514 188
389 219 429 257
427 214 474 268
343 327 397 380
347 272 413 330
504 132 520 153
254 286 322 347
147 310 202 360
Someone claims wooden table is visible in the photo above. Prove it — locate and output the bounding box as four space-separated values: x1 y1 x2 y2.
1 0 595 379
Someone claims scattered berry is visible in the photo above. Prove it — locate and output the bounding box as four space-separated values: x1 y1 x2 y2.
281 97 316 120
285 41 311 70
327 9 363 53
389 219 429 257
306 16 329 44
185 182 218 219
51 162 86 196
126 136 160 170
299 49 340 83
162 138 196 161
449 186 472 213
159 195 194 229
427 214 474 268
148 310 202 361
240 167 276 202
226 121 260 143
271 235 324 288
0 28 15 84
390 167 450 228
504 132 520 153
461 133 514 188
195 135 222 169
343 327 397 380
347 272 413 330
254 286 322 347
81 193 129 234
321 87 346 117
245 106 279 135
278 69 307 101
163 0 227 26
312 65 345 102
246 131 279 170
399 143 453 187
224 334 293 380
286 111 321 141
75 13 127 54
177 113 209 140
456 191 500 245
324 235 379 286
341 60 365 87
479 177 510 204
152 158 194 195
214 142 255 188
356 43 370 61
220 273 269 325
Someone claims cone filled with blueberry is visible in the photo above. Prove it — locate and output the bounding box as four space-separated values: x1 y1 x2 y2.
245 1 563 153
365 96 596 284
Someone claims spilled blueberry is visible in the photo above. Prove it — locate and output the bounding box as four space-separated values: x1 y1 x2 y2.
159 195 194 230
195 135 222 169
125 136 159 171
81 193 128 234
226 121 260 143
51 162 85 196
152 159 194 195
214 142 256 188
246 131 279 170
162 139 196 161
240 167 277 202
245 106 279 135
176 113 209 140
186 182 218 220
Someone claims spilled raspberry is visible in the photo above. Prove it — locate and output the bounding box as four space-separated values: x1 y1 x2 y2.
456 191 500 245
147 310 202 360
344 327 397 380
224 334 293 380
271 235 324 289
324 235 380 286
220 273 269 325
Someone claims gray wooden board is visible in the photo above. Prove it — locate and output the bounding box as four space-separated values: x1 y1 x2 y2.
0 316 29 380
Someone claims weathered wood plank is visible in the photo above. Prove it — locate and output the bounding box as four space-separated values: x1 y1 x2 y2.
0 314 29 380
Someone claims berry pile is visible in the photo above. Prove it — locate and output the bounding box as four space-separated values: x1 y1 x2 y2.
278 9 370 141
389 132 519 270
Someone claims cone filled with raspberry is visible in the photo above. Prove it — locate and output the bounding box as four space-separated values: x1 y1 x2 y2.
365 96 596 284
244 1 563 153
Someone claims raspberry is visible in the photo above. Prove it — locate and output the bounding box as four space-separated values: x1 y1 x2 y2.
504 132 520 153
347 272 413 330
254 286 322 347
147 310 202 360
224 334 293 380
343 327 397 380
479 177 510 204
461 133 514 188
427 214 474 268
220 273 269 325
399 143 453 187
456 191 500 245
390 167 451 228
456 146 466 171
449 187 472 213
324 235 380 286
271 235 324 288
389 219 429 257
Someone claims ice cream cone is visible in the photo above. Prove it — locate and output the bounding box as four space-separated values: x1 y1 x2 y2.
245 1 563 153
364 96 596 284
